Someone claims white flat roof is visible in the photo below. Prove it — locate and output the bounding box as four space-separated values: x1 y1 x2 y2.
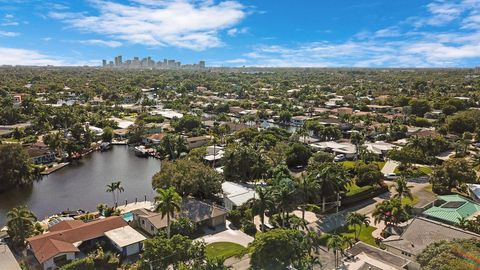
0 243 22 270
105 226 146 248
222 181 257 206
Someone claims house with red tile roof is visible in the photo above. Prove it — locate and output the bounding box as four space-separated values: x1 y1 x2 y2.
27 216 145 270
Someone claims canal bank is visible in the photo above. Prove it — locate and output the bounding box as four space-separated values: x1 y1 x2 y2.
0 145 161 225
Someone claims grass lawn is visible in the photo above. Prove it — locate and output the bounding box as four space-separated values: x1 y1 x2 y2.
320 224 378 247
401 195 419 206
345 182 374 197
205 242 246 260
342 161 385 170
342 161 356 169
417 166 433 175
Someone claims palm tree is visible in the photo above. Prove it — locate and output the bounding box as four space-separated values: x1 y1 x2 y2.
393 177 413 200
313 163 348 212
252 187 274 231
346 212 370 240
154 187 182 238
272 176 297 227
326 234 348 268
7 206 37 246
372 199 409 227
106 181 124 208
298 174 321 222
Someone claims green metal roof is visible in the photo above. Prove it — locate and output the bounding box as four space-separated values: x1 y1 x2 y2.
423 195 480 224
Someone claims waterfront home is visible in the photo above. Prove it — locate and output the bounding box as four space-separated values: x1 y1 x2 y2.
382 217 480 270
142 133 165 145
421 194 480 225
222 181 257 210
343 241 412 270
132 198 227 237
25 142 56 165
27 216 145 270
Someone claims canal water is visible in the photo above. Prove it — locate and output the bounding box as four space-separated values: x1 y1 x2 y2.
0 146 161 225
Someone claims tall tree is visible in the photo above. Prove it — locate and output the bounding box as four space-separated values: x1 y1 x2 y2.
326 234 349 269
346 212 370 240
393 177 413 200
0 144 35 192
155 187 182 238
251 187 274 231
106 181 124 208
7 206 37 246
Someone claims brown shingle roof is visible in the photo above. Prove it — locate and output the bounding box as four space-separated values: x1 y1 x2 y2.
27 216 127 263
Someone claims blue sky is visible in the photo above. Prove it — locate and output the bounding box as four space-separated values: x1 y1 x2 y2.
0 0 479 67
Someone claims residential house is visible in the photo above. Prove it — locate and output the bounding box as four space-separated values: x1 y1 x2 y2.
186 135 210 149
142 133 165 145
310 141 357 159
421 194 480 225
132 198 227 237
222 181 257 210
25 142 56 165
467 184 480 203
343 241 412 270
364 141 399 157
382 217 480 270
204 145 224 167
27 217 145 270
291 115 310 126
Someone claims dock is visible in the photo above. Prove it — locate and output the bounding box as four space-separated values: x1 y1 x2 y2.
41 162 69 175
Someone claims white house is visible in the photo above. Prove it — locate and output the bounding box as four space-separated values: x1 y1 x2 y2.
104 226 146 256
222 181 257 210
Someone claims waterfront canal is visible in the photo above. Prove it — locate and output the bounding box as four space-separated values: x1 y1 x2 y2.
0 146 161 225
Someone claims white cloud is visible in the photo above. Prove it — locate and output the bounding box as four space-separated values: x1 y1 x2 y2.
76 39 123 47
0 47 66 65
227 27 248 36
50 0 247 50
225 58 246 63
0 30 19 37
236 0 480 67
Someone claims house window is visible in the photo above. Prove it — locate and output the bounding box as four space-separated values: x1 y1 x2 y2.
142 220 145 225
151 225 154 231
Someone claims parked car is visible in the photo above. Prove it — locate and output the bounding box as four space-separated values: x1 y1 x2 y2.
334 154 346 162
384 173 399 180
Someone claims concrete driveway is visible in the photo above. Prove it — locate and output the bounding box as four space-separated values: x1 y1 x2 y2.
199 221 254 247
381 160 400 174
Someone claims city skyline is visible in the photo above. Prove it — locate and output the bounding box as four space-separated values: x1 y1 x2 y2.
102 55 206 69
0 0 479 67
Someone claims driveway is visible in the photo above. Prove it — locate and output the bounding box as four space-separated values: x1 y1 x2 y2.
381 160 400 174
199 221 254 247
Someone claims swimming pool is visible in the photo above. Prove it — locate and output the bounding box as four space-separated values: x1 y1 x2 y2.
122 212 134 222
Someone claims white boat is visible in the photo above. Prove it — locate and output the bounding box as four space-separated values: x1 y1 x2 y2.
134 145 149 157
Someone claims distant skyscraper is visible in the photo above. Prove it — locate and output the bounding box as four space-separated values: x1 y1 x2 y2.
102 60 107 67
199 60 205 69
118 55 122 66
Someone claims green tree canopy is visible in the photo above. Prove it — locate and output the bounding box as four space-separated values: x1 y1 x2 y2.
0 144 35 192
152 159 222 200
